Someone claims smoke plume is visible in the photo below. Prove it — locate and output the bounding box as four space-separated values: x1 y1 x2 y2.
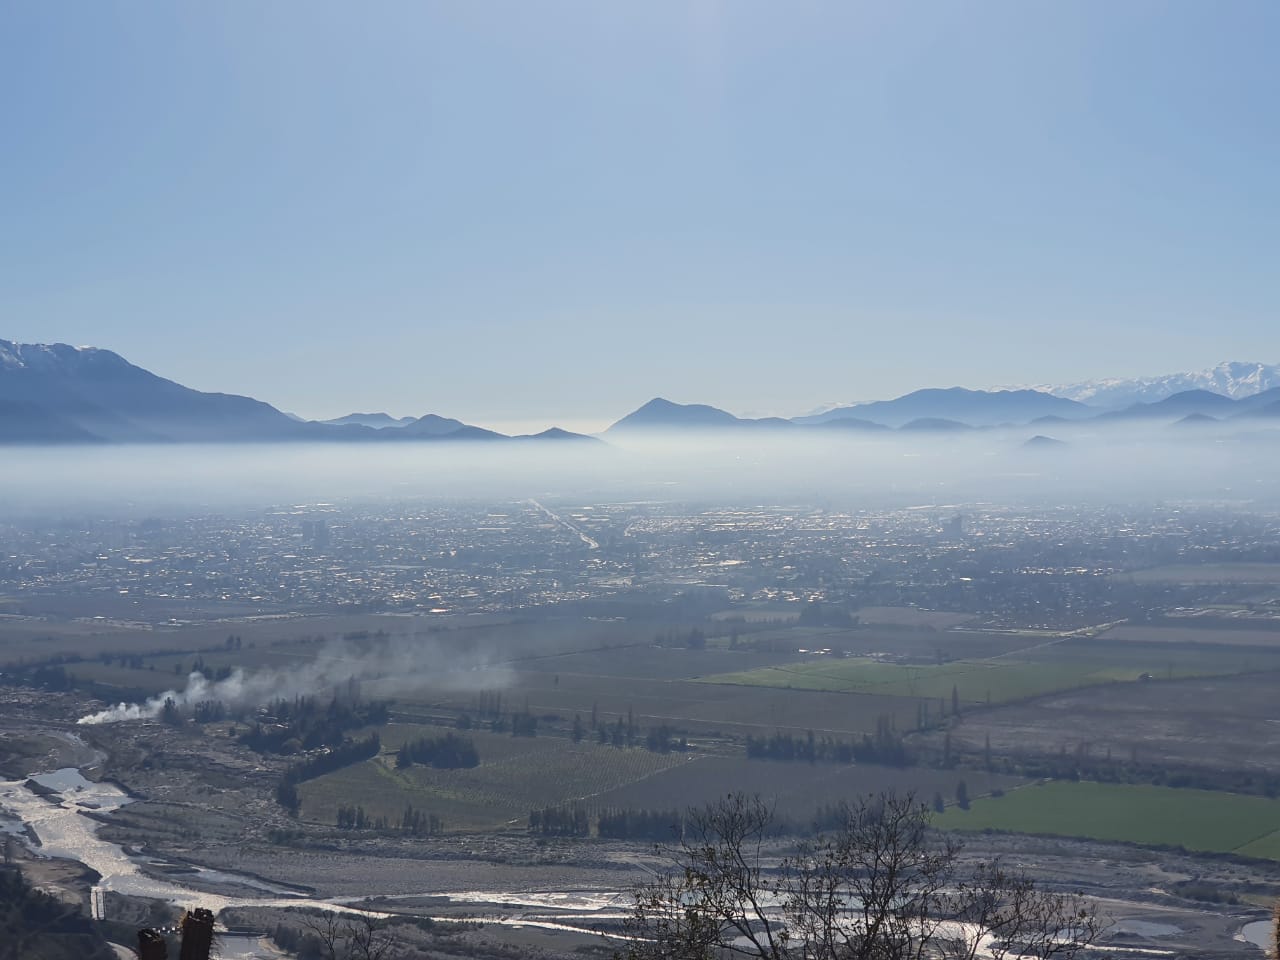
77 632 513 725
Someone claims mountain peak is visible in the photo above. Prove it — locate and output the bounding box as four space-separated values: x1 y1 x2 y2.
0 339 129 372
608 398 742 432
322 412 416 429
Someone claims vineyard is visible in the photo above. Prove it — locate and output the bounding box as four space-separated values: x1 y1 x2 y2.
299 727 695 830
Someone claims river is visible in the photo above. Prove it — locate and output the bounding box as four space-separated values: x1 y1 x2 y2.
0 758 629 943
3 755 1270 956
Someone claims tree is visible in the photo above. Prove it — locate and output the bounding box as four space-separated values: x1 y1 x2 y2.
618 791 1101 960
160 696 181 726
299 909 401 960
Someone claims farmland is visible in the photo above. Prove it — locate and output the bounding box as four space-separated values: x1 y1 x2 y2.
20 601 1280 899
929 670 1280 776
586 755 1023 821
1098 624 1280 647
298 723 1028 832
697 637 1280 705
938 780 1280 859
298 727 694 830
1117 563 1280 585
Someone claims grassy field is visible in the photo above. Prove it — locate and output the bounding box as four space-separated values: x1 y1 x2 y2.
937 781 1280 858
698 639 1280 706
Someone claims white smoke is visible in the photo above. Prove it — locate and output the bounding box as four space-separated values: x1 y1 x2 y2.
79 668 264 724
76 632 514 725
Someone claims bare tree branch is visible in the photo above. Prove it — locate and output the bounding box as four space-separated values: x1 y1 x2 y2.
618 792 1103 960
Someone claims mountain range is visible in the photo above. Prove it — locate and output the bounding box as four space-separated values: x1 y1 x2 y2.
792 388 1091 428
1036 361 1280 408
3 338 1279 445
610 387 1280 436
0 339 594 445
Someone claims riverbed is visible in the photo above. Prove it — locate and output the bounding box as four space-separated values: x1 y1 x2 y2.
1 758 1270 956
0 762 630 939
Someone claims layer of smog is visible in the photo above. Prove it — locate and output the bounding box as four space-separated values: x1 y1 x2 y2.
1 423 1277 515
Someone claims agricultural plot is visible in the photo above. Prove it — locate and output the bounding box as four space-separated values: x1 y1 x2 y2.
589 756 1025 822
854 607 977 630
6 611 671 677
67 643 321 693
301 724 1027 834
1099 624 1280 647
298 728 693 830
510 644 801 682
700 658 1126 704
931 671 1280 775
1118 563 1280 584
938 781 1280 859
699 638 1280 706
711 606 800 624
384 668 922 739
63 661 184 695
725 625 1037 661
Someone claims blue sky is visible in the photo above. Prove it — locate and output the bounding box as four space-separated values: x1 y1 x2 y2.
2 2 1276 431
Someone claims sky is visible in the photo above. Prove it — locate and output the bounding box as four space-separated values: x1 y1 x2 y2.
1 2 1277 433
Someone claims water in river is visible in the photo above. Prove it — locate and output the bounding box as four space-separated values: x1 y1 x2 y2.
0 763 408 921
1239 920 1271 951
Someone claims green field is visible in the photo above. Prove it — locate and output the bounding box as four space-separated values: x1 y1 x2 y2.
937 781 1280 858
699 640 1280 705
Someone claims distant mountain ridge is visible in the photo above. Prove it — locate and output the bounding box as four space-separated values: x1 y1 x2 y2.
321 412 416 429
1098 386 1280 423
1041 361 1280 409
603 384 1280 436
7 337 1280 445
794 388 1090 428
0 339 593 445
606 391 1086 434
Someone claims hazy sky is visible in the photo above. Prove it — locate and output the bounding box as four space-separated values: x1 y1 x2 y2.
2 2 1276 431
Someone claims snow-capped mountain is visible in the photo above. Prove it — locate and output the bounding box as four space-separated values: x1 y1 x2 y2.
0 339 106 370
1040 362 1280 409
